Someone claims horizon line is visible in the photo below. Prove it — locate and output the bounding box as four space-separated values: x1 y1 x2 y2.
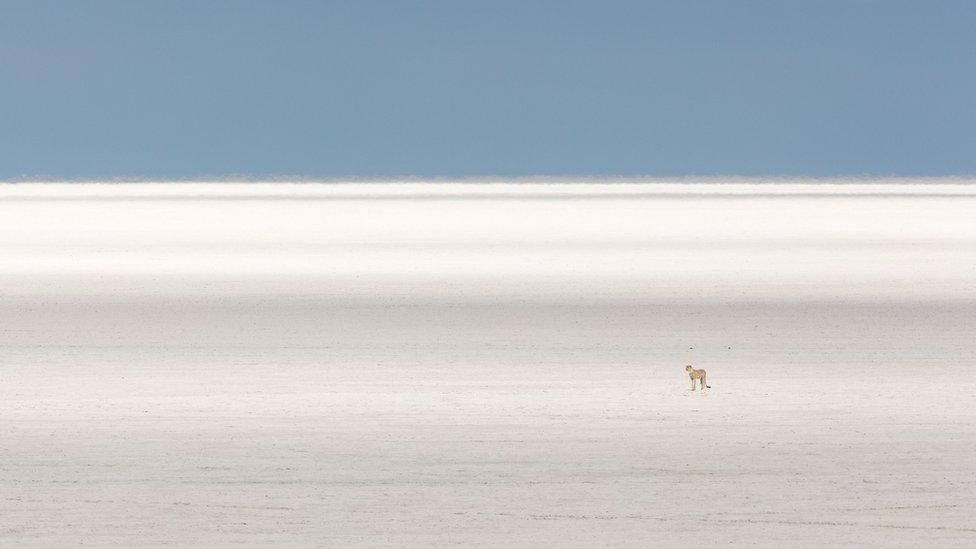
4 175 976 185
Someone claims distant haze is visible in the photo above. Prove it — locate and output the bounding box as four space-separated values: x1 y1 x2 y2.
2 1 975 179
2 181 974 302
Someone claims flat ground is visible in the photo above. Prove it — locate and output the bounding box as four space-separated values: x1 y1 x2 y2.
2 183 975 546
2 297 974 547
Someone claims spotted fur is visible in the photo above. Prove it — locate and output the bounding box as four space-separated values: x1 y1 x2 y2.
685 364 711 390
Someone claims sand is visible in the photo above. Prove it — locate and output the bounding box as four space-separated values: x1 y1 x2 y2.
1 182 975 546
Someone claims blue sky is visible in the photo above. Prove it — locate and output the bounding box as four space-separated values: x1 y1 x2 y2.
1 1 974 179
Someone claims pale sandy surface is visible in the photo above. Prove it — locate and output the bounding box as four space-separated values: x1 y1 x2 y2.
1 183 975 547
